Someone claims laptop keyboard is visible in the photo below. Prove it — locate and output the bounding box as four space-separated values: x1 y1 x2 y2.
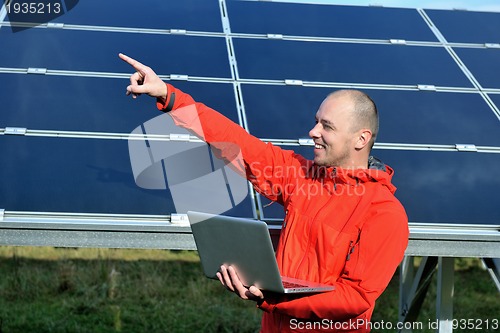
282 281 308 289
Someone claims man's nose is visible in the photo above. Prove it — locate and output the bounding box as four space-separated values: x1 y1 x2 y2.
309 123 320 138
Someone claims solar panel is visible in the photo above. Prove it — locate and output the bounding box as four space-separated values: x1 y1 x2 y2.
0 134 255 217
0 29 231 77
375 149 500 225
226 1 438 41
0 74 240 132
426 9 500 44
242 84 500 145
490 94 500 111
453 48 500 89
0 135 174 214
0 0 499 227
50 0 223 32
233 38 473 87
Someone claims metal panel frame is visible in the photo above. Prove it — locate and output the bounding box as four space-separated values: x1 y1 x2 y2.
1 211 498 253
0 213 498 333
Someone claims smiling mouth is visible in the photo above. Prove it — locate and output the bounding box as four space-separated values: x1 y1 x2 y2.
314 143 325 149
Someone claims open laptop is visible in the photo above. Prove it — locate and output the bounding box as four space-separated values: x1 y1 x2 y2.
187 211 334 294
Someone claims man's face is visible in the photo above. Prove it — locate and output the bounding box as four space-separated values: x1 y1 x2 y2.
308 95 356 168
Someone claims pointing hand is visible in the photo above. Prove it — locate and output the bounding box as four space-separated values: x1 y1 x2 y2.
119 53 167 102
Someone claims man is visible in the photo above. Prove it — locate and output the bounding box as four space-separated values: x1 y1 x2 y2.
119 53 409 332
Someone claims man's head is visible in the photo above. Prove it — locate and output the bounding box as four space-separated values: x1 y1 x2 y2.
308 89 378 169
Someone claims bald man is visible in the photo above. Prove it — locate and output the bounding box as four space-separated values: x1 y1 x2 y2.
120 53 408 333
310 90 378 168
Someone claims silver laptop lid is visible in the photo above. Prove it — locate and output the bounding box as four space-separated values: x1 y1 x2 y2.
188 211 334 294
188 211 286 293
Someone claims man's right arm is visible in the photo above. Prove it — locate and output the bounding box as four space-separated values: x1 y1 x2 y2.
158 82 308 206
119 53 307 205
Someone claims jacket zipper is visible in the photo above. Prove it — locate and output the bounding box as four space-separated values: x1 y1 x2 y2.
294 168 337 278
346 241 355 261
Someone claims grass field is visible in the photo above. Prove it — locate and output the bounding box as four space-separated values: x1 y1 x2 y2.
0 246 498 333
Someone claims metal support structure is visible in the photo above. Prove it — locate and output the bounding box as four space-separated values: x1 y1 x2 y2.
0 213 499 333
399 257 461 333
397 223 500 332
482 258 500 292
437 257 455 333
399 256 439 332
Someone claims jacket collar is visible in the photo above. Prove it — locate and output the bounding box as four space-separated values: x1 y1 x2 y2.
309 156 397 194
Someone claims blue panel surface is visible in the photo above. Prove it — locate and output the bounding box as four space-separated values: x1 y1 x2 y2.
0 136 173 214
0 136 255 217
227 1 437 41
374 149 500 225
242 84 330 140
0 29 231 77
454 48 500 89
242 84 500 146
0 74 240 132
426 9 500 44
50 0 223 32
369 90 500 146
490 94 500 113
233 39 472 87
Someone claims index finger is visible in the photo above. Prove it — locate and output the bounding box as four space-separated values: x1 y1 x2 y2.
227 266 247 293
119 53 147 72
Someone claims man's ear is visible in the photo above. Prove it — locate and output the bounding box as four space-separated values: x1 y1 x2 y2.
355 129 373 150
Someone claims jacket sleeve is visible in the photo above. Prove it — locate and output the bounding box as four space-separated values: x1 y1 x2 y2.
259 205 409 321
157 83 306 205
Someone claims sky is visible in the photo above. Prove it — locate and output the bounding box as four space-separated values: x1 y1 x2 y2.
261 0 500 13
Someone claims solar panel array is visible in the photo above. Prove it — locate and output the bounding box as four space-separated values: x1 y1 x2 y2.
1 0 499 226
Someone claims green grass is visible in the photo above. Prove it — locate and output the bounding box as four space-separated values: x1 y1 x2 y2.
0 247 498 333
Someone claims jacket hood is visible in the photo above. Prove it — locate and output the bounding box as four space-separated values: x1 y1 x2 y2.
366 156 397 194
311 156 397 194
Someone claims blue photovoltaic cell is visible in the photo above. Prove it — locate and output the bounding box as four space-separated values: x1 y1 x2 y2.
0 29 231 78
374 149 500 226
45 0 223 32
453 48 500 89
260 194 286 220
227 1 437 42
241 84 500 146
0 74 240 132
0 136 255 217
425 9 500 44
489 94 500 114
233 39 472 87
368 89 500 146
260 148 500 225
0 136 174 214
242 84 330 139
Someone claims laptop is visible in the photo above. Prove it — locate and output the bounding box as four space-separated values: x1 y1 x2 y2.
187 211 334 294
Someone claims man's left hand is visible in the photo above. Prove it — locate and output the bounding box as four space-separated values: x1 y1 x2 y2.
216 265 264 302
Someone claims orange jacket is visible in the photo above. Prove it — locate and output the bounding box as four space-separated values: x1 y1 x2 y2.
158 84 409 332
